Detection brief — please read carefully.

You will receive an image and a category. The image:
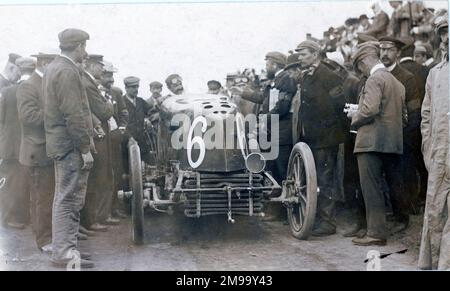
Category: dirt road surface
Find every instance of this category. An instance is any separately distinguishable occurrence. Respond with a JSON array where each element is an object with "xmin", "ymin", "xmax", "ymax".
[{"xmin": 0, "ymin": 210, "xmax": 422, "ymax": 271}]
